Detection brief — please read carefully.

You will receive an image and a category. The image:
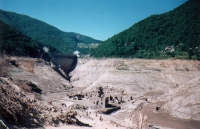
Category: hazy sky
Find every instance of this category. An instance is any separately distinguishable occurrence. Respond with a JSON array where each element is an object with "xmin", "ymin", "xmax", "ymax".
[{"xmin": 0, "ymin": 0, "xmax": 187, "ymax": 41}]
